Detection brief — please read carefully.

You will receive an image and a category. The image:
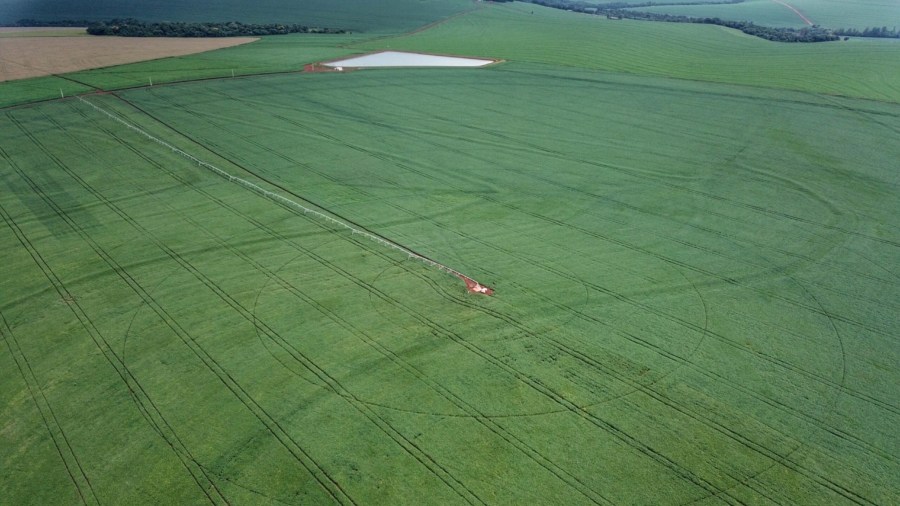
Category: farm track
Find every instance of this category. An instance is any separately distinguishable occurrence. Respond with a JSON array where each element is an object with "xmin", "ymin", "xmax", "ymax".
[
  {"xmin": 95, "ymin": 93, "xmax": 888, "ymax": 500},
  {"xmin": 769, "ymin": 0, "xmax": 814, "ymax": 25}
]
